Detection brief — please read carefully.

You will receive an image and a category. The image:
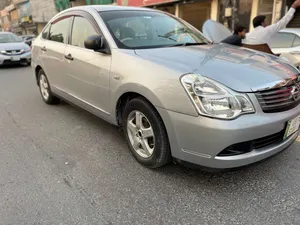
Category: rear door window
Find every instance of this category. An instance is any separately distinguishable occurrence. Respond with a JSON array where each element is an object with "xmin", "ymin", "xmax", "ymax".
[{"xmin": 49, "ymin": 16, "xmax": 72, "ymax": 44}]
